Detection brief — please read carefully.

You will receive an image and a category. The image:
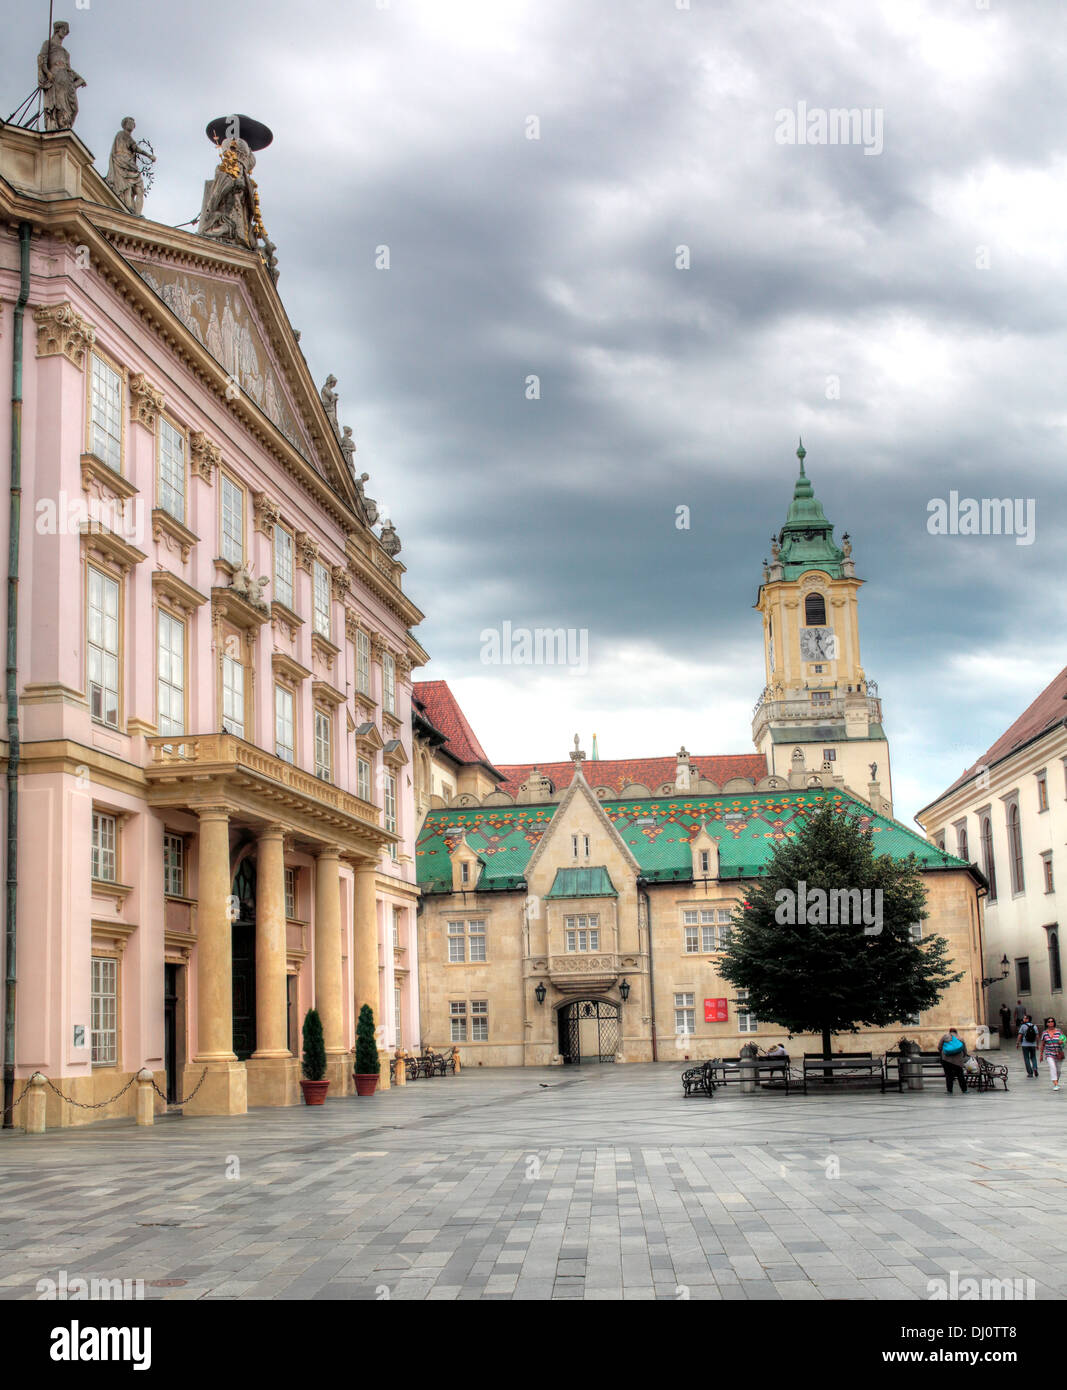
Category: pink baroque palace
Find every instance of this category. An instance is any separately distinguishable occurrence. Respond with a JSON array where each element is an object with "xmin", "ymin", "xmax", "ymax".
[{"xmin": 0, "ymin": 101, "xmax": 427, "ymax": 1126}]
